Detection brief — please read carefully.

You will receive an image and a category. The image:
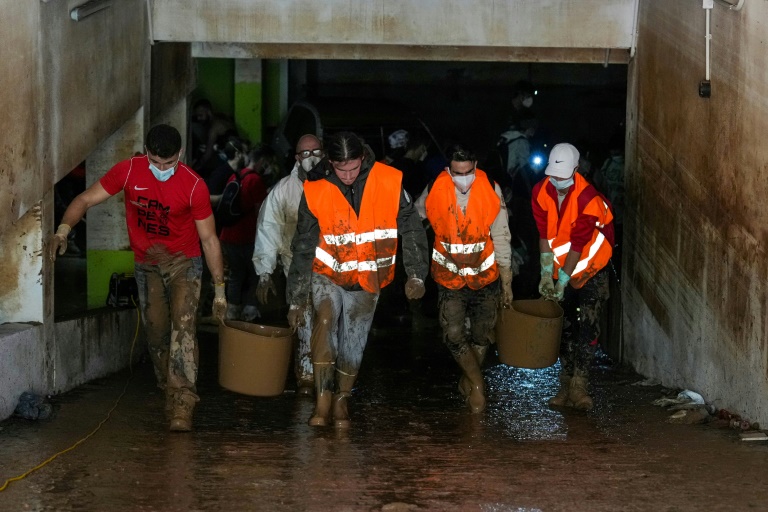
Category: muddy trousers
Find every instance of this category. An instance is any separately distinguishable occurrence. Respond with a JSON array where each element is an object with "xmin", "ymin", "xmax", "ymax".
[
  {"xmin": 559, "ymin": 268, "xmax": 610, "ymax": 377},
  {"xmin": 295, "ymin": 306, "xmax": 314, "ymax": 384},
  {"xmin": 134, "ymin": 257, "xmax": 202, "ymax": 400},
  {"xmin": 437, "ymin": 279, "xmax": 500, "ymax": 359},
  {"xmin": 310, "ymin": 274, "xmax": 379, "ymax": 386}
]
